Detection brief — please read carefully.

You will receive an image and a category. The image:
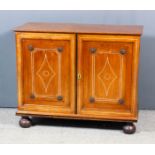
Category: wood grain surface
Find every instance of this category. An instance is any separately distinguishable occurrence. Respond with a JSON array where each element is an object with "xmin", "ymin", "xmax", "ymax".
[{"xmin": 14, "ymin": 22, "xmax": 143, "ymax": 35}]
